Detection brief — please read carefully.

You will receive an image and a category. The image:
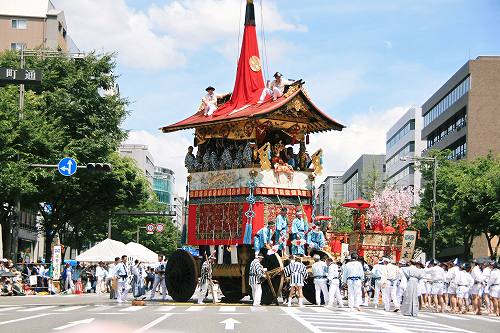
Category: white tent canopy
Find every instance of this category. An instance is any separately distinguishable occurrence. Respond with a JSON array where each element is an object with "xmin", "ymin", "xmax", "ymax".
[
  {"xmin": 126, "ymin": 242, "xmax": 158, "ymax": 263},
  {"xmin": 76, "ymin": 238, "xmax": 133, "ymax": 263}
]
